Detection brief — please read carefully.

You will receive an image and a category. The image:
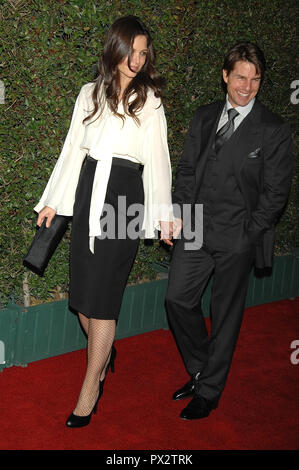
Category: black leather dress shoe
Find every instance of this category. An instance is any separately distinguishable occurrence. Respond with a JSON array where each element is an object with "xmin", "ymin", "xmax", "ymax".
[
  {"xmin": 180, "ymin": 395, "xmax": 217, "ymax": 420},
  {"xmin": 172, "ymin": 379, "xmax": 195, "ymax": 400},
  {"xmin": 172, "ymin": 371, "xmax": 202, "ymax": 401}
]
